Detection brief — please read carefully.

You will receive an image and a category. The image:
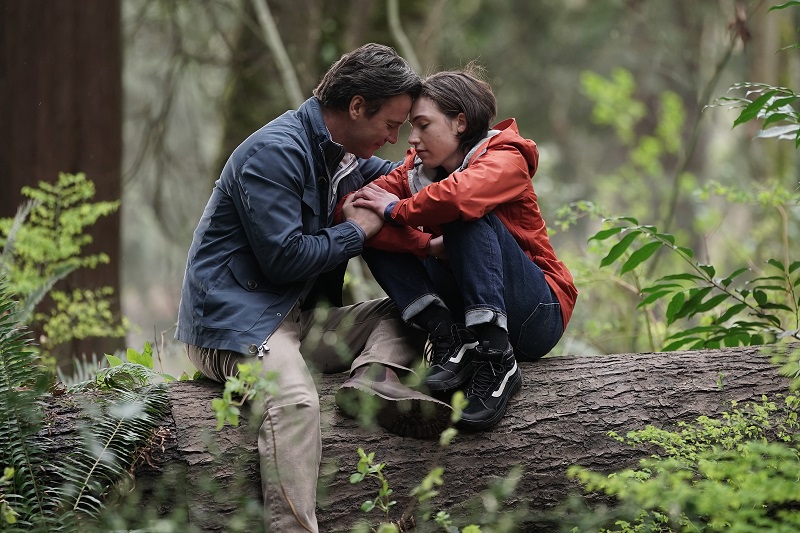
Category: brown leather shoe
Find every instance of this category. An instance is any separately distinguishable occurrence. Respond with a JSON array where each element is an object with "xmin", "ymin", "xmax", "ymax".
[{"xmin": 335, "ymin": 363, "xmax": 452, "ymax": 440}]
